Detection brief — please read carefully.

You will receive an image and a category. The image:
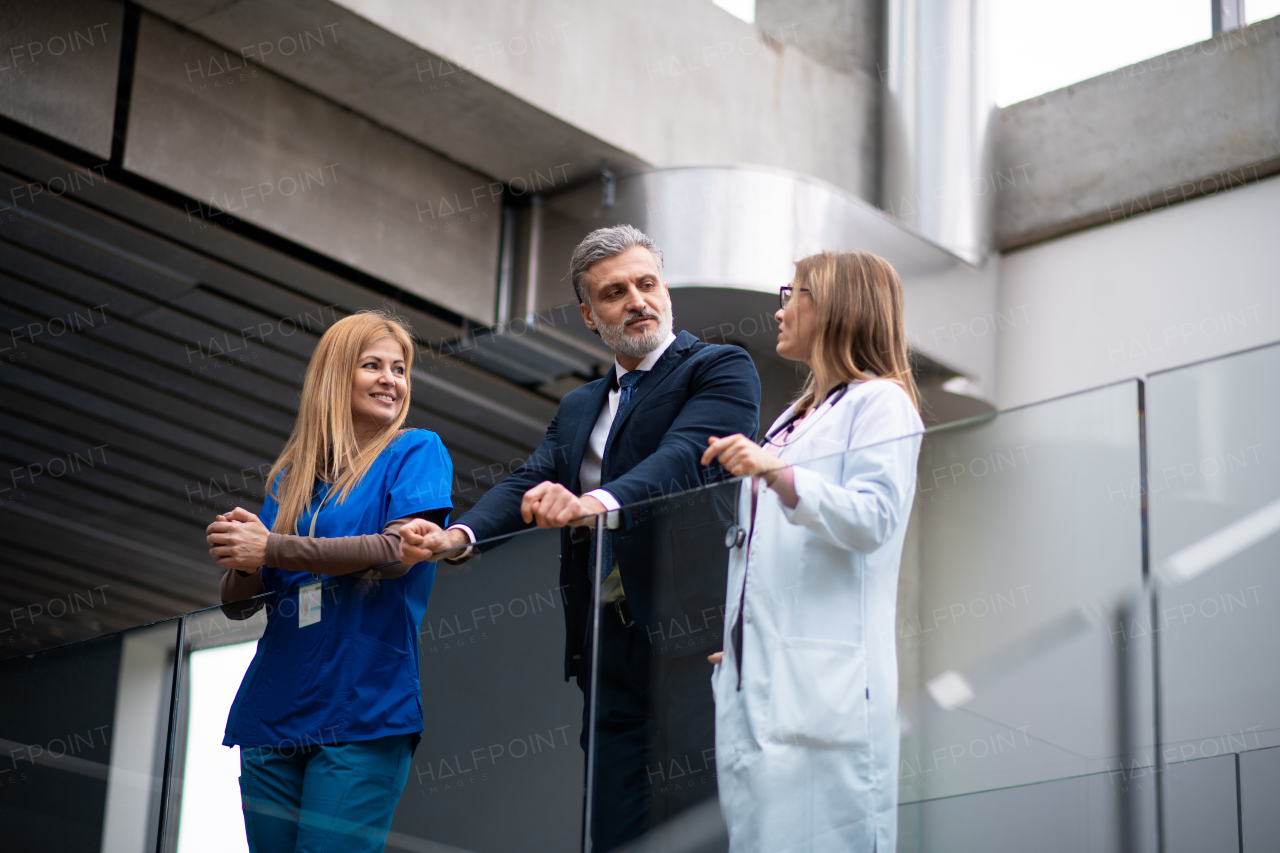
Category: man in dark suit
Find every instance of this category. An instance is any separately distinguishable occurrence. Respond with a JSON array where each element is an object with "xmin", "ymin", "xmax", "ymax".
[{"xmin": 401, "ymin": 224, "xmax": 760, "ymax": 851}]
